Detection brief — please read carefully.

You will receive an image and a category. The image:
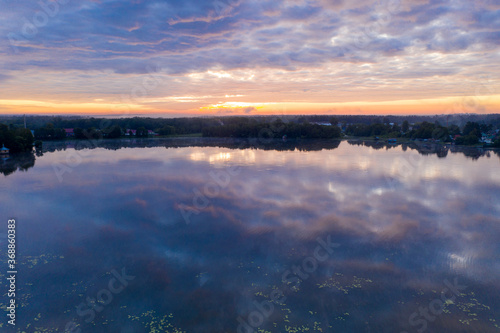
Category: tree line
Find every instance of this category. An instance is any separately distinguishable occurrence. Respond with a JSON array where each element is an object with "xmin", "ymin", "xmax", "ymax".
[
  {"xmin": 0, "ymin": 124, "xmax": 34, "ymax": 153},
  {"xmin": 345, "ymin": 120, "xmax": 498, "ymax": 146},
  {"xmin": 1, "ymin": 115, "xmax": 499, "ymax": 149},
  {"xmin": 202, "ymin": 118, "xmax": 342, "ymax": 139}
]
